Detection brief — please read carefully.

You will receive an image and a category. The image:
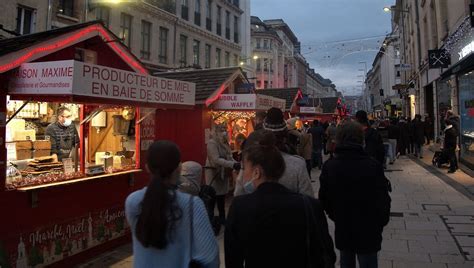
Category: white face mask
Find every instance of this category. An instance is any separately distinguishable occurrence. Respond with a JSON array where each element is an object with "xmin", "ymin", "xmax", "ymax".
[{"xmin": 62, "ymin": 118, "xmax": 72, "ymax": 127}]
